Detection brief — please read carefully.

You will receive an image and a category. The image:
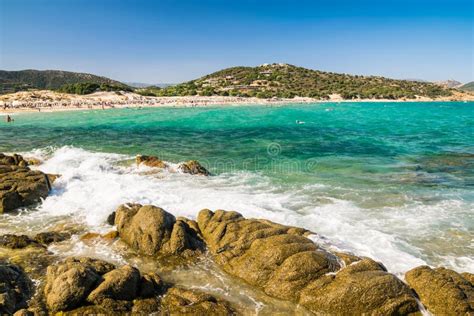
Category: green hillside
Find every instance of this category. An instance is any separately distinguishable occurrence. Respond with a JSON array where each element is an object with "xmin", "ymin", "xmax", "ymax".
[
  {"xmin": 0, "ymin": 69, "xmax": 130, "ymax": 94},
  {"xmin": 458, "ymin": 81, "xmax": 474, "ymax": 92},
  {"xmin": 152, "ymin": 63, "xmax": 452, "ymax": 99}
]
